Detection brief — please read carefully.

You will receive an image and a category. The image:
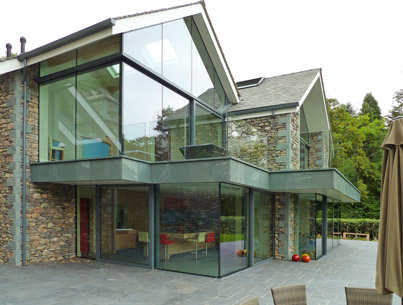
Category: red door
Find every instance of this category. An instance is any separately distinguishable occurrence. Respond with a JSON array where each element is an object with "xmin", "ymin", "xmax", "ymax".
[{"xmin": 80, "ymin": 199, "xmax": 90, "ymax": 254}]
